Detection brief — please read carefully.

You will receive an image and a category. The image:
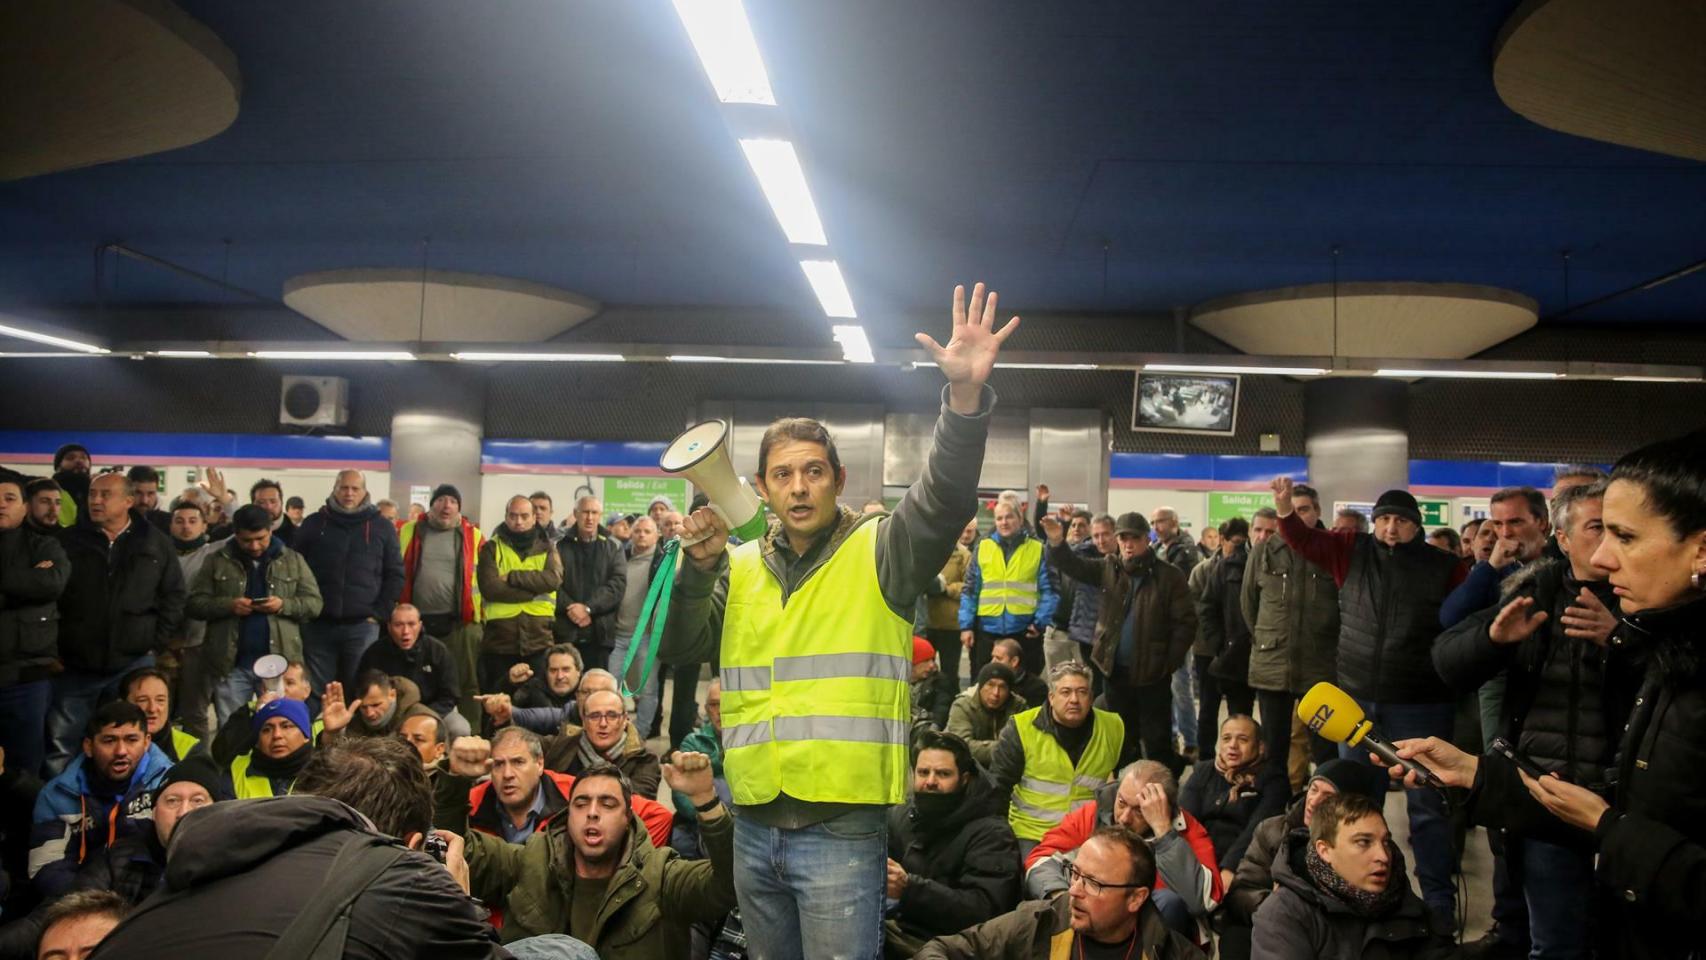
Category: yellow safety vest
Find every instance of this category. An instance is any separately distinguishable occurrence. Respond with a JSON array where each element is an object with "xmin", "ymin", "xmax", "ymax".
[
  {"xmin": 976, "ymin": 537, "xmax": 1043, "ymax": 618},
  {"xmin": 229, "ymin": 752, "xmax": 281, "ymax": 799},
  {"xmin": 720, "ymin": 517, "xmax": 912, "ymax": 806},
  {"xmin": 170, "ymin": 727, "xmax": 200, "ymax": 760},
  {"xmin": 483, "ymin": 539, "xmax": 555, "ymax": 621},
  {"xmin": 1007, "ymin": 705, "xmax": 1124, "ymax": 840}
]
